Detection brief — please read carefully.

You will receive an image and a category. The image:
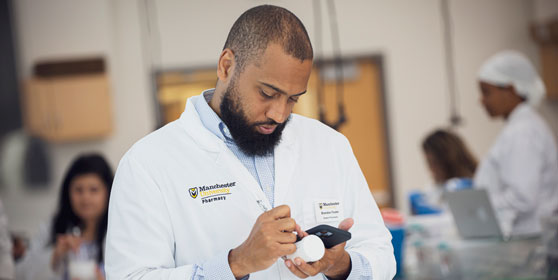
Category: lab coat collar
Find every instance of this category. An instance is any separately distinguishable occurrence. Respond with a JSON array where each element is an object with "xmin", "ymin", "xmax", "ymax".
[
  {"xmin": 195, "ymin": 89, "xmax": 228, "ymax": 142},
  {"xmin": 178, "ymin": 95, "xmax": 223, "ymax": 154},
  {"xmin": 507, "ymin": 102, "xmax": 530, "ymax": 124}
]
